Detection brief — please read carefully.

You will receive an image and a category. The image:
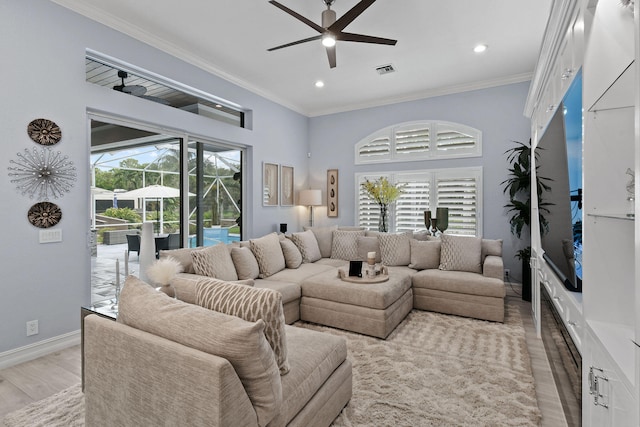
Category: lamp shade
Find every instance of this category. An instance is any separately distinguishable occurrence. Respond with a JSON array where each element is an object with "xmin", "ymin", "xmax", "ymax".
[{"xmin": 299, "ymin": 189, "xmax": 322, "ymax": 206}]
